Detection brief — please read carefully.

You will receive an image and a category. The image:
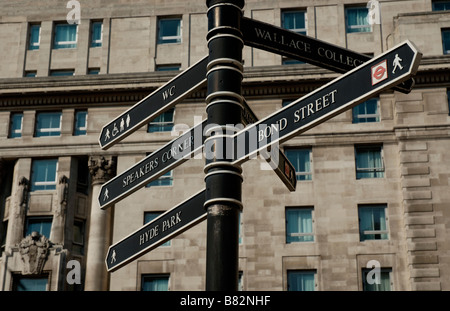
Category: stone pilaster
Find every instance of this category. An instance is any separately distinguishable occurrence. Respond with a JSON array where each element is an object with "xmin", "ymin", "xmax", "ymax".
[{"xmin": 85, "ymin": 156, "xmax": 116, "ymax": 291}]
